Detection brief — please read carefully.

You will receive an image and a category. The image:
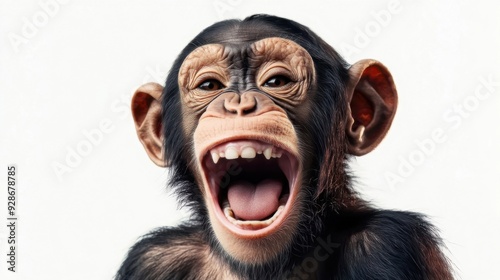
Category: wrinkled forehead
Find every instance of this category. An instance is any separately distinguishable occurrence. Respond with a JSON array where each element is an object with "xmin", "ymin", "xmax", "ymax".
[{"xmin": 179, "ymin": 37, "xmax": 313, "ymax": 72}]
